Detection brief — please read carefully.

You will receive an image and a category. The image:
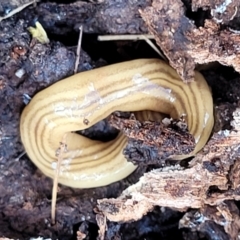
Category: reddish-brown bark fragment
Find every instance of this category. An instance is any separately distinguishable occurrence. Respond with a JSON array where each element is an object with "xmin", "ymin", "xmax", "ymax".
[
  {"xmin": 140, "ymin": 0, "xmax": 240, "ymax": 82},
  {"xmin": 140, "ymin": 0, "xmax": 196, "ymax": 82},
  {"xmin": 109, "ymin": 113, "xmax": 195, "ymax": 165},
  {"xmin": 192, "ymin": 0, "xmax": 240, "ymax": 24},
  {"xmin": 230, "ymin": 158, "xmax": 240, "ymax": 190},
  {"xmin": 186, "ymin": 20, "xmax": 240, "ymax": 74}
]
